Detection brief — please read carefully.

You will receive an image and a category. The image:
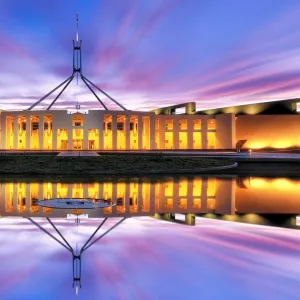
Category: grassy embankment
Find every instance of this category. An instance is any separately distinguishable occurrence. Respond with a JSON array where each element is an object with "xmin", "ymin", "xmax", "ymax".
[{"xmin": 0, "ymin": 155, "xmax": 233, "ymax": 175}]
